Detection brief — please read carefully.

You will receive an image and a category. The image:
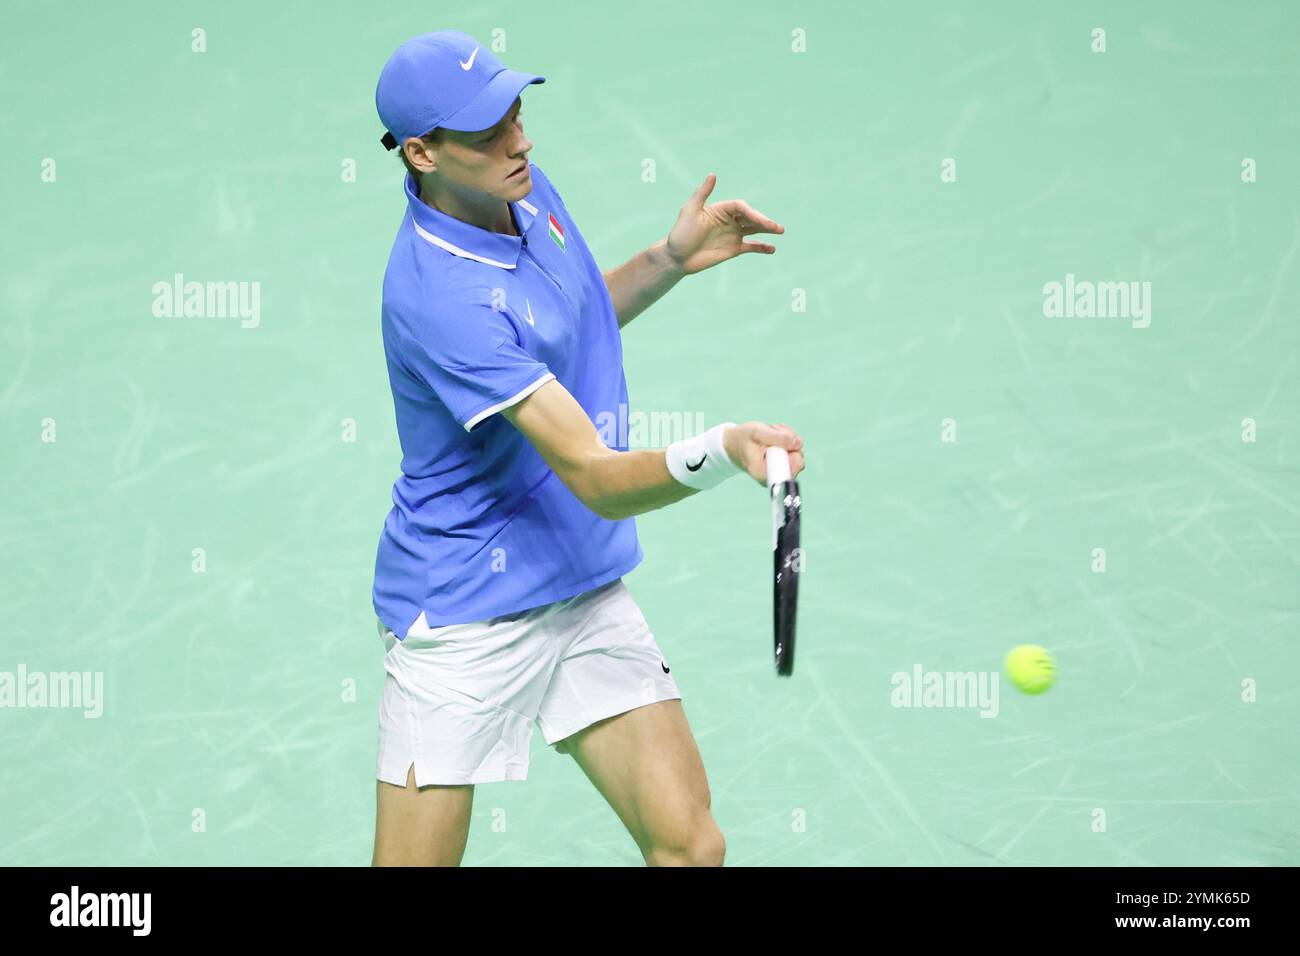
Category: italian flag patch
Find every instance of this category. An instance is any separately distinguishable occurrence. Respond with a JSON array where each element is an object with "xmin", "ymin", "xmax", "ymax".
[{"xmin": 547, "ymin": 213, "xmax": 565, "ymax": 251}]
